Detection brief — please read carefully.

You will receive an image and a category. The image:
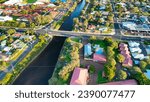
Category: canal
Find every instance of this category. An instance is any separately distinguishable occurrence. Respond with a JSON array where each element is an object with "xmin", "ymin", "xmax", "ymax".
[
  {"xmin": 13, "ymin": 0, "xmax": 86, "ymax": 85},
  {"xmin": 59, "ymin": 0, "xmax": 86, "ymax": 31}
]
